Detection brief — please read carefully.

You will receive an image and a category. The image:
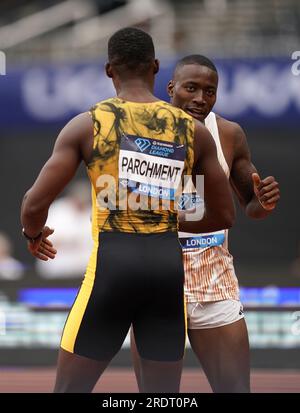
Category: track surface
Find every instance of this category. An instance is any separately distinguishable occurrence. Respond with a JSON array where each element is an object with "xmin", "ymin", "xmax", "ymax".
[{"xmin": 0, "ymin": 368, "xmax": 299, "ymax": 393}]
